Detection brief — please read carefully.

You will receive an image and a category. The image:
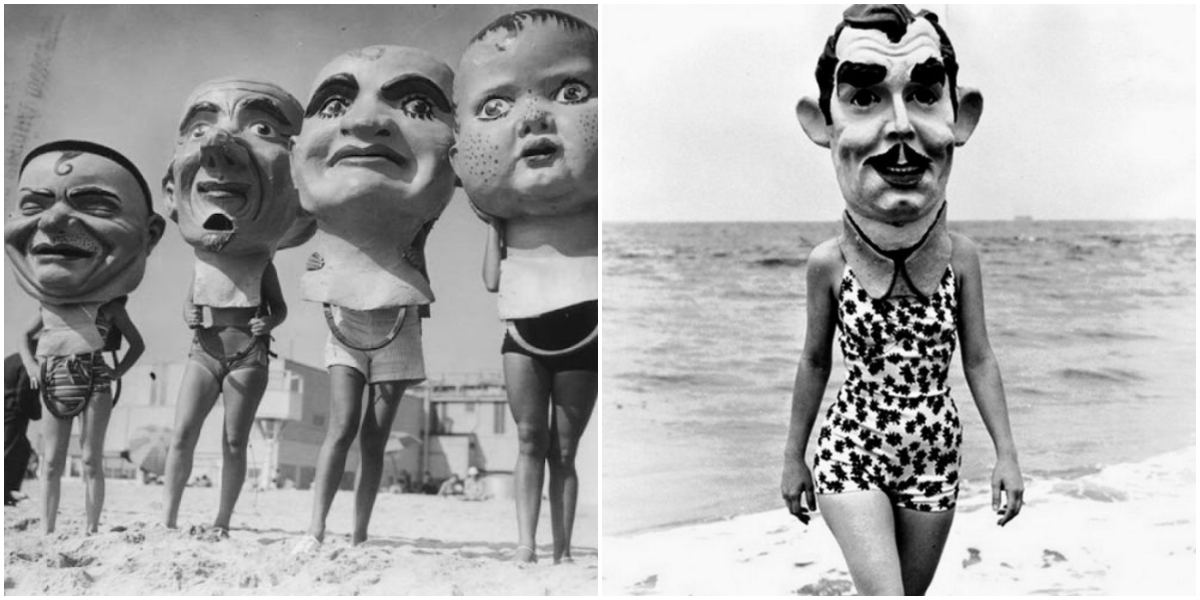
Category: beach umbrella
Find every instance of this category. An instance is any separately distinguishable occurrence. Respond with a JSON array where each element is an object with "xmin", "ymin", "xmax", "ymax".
[{"xmin": 127, "ymin": 425, "xmax": 172, "ymax": 476}]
